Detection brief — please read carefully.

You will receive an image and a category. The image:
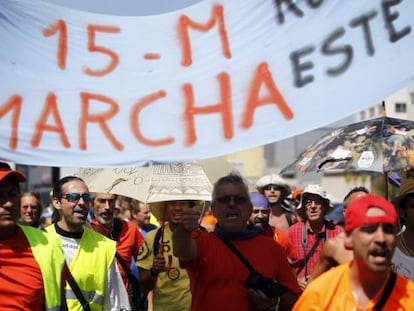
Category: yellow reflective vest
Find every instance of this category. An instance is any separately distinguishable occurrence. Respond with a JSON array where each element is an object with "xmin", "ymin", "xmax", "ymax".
[
  {"xmin": 46, "ymin": 225, "xmax": 116, "ymax": 311},
  {"xmin": 20, "ymin": 224, "xmax": 65, "ymax": 311}
]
